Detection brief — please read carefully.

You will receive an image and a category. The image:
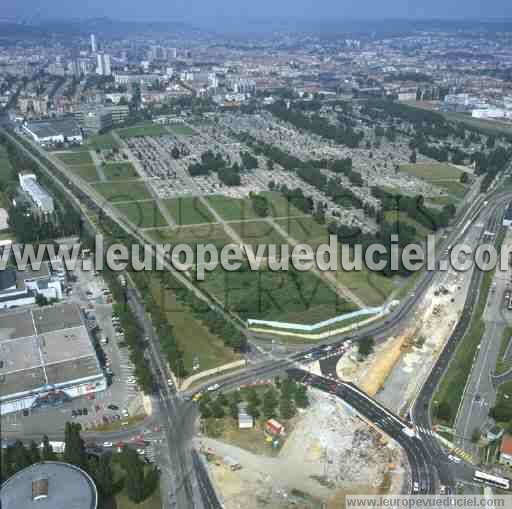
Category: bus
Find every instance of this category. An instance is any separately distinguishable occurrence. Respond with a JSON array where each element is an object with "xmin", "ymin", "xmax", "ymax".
[{"xmin": 473, "ymin": 470, "xmax": 510, "ymax": 490}]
